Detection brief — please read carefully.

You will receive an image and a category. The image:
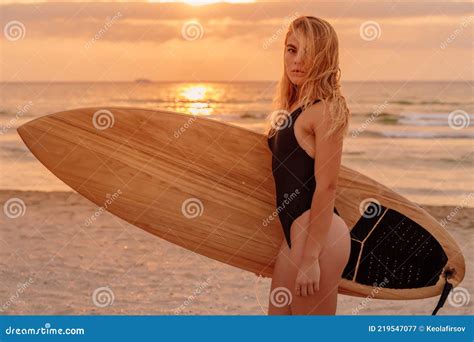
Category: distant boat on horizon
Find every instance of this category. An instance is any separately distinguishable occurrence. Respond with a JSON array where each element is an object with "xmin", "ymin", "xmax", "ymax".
[{"xmin": 134, "ymin": 78, "xmax": 152, "ymax": 83}]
